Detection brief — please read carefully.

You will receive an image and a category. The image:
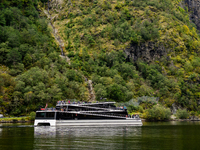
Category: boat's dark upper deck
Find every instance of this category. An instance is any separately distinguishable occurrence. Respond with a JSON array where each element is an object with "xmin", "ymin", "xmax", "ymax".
[{"xmin": 36, "ymin": 101, "xmax": 129, "ymax": 119}]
